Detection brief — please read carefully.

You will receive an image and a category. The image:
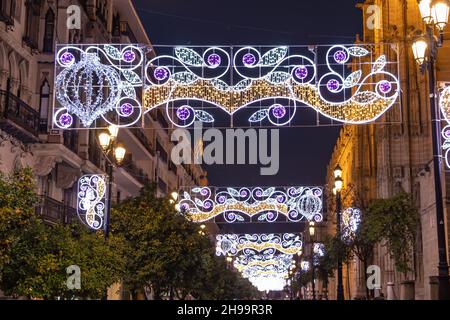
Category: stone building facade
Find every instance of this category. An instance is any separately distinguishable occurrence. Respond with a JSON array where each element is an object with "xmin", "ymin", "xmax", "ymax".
[
  {"xmin": 0, "ymin": 0, "xmax": 207, "ymax": 299},
  {"xmin": 325, "ymin": 0, "xmax": 450, "ymax": 300}
]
